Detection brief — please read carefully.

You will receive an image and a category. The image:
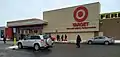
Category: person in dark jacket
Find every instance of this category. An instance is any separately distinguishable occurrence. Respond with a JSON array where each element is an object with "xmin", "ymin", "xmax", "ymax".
[
  {"xmin": 20, "ymin": 34, "xmax": 23, "ymax": 40},
  {"xmin": 76, "ymin": 35, "xmax": 82, "ymax": 48},
  {"xmin": 57, "ymin": 35, "xmax": 60, "ymax": 41},
  {"xmin": 61, "ymin": 35, "xmax": 64, "ymax": 41},
  {"xmin": 21, "ymin": 34, "xmax": 25, "ymax": 40},
  {"xmin": 64, "ymin": 34, "xmax": 67, "ymax": 41},
  {"xmin": 3, "ymin": 37, "xmax": 6, "ymax": 44}
]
